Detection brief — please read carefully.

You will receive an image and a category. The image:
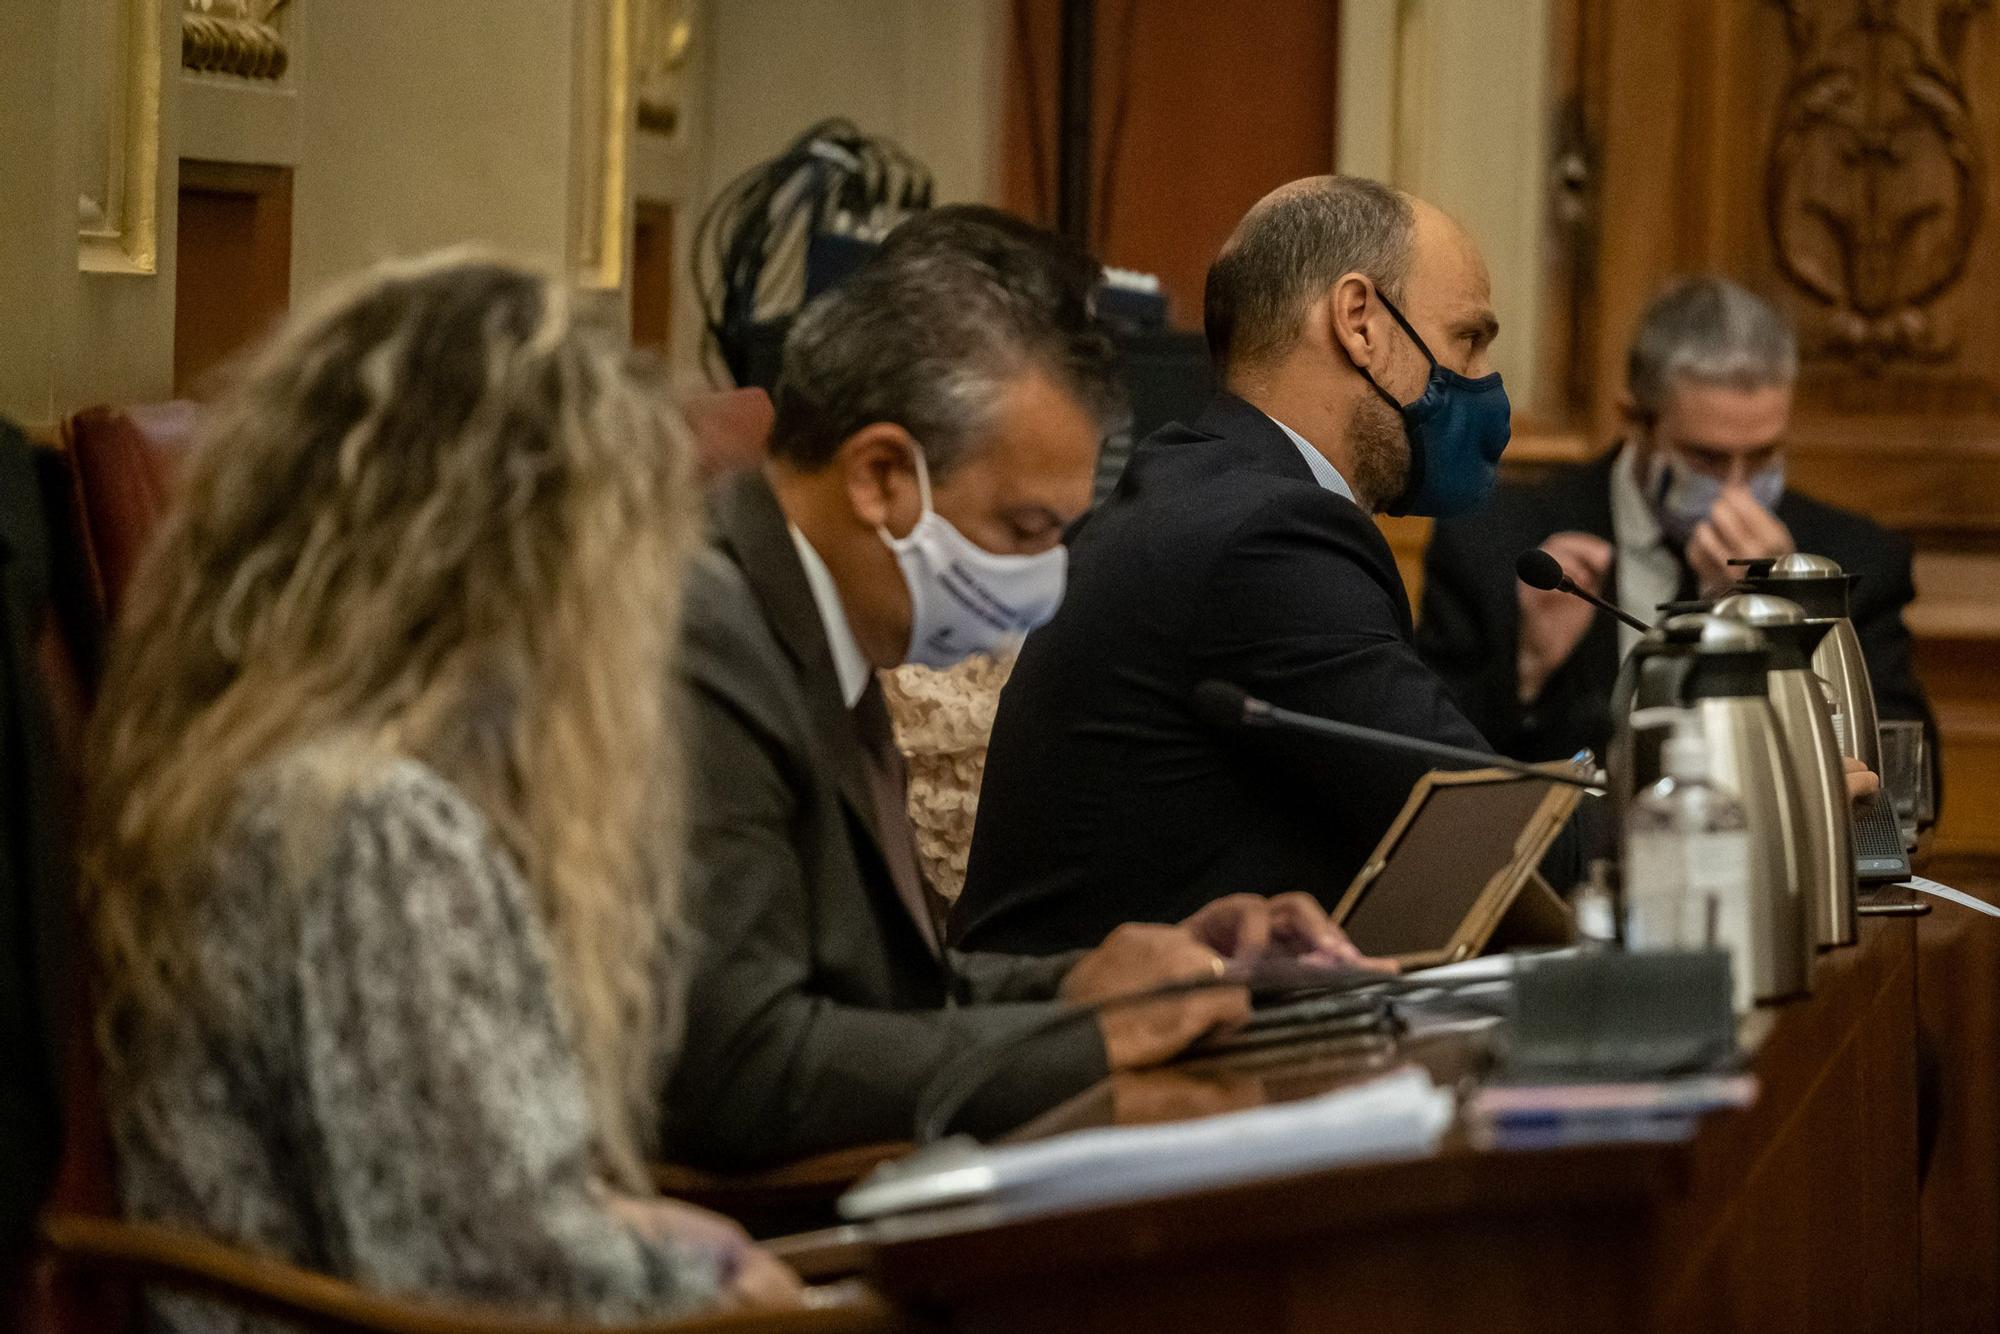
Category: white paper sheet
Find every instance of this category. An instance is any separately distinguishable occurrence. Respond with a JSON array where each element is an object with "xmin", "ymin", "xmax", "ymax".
[
  {"xmin": 840, "ymin": 1066, "xmax": 1453, "ymax": 1221},
  {"xmin": 1902, "ymin": 876, "xmax": 2000, "ymax": 918}
]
